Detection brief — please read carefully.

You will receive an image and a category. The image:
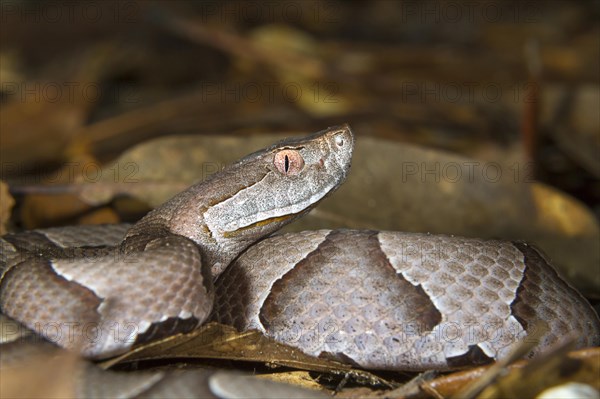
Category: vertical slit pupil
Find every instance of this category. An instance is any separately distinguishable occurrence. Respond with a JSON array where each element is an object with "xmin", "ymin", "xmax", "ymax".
[{"xmin": 284, "ymin": 155, "xmax": 289, "ymax": 173}]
